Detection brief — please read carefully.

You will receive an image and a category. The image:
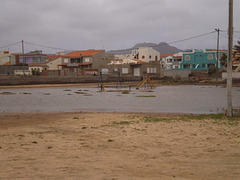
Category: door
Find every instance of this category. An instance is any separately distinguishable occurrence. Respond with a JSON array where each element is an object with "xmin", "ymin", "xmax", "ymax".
[{"xmin": 134, "ymin": 68, "xmax": 140, "ymax": 76}]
